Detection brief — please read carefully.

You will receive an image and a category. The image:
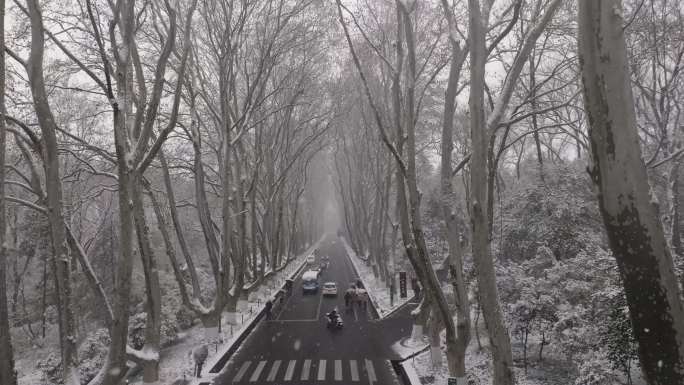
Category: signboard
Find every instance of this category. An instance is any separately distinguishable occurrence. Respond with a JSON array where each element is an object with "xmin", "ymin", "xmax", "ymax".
[{"xmin": 399, "ymin": 271, "xmax": 407, "ymax": 298}]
